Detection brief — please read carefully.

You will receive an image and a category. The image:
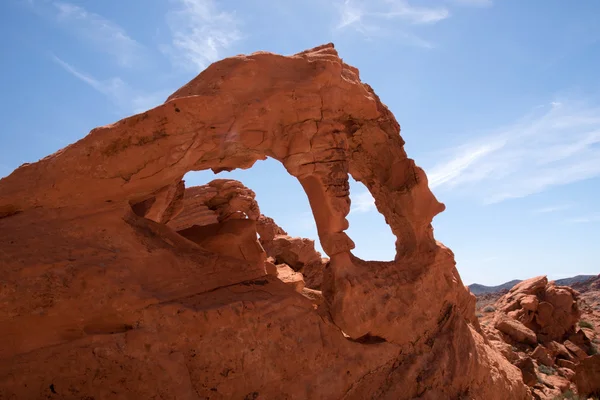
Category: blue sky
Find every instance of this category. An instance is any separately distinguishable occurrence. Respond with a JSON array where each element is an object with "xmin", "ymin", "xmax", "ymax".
[{"xmin": 1, "ymin": 0, "xmax": 599, "ymax": 285}]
